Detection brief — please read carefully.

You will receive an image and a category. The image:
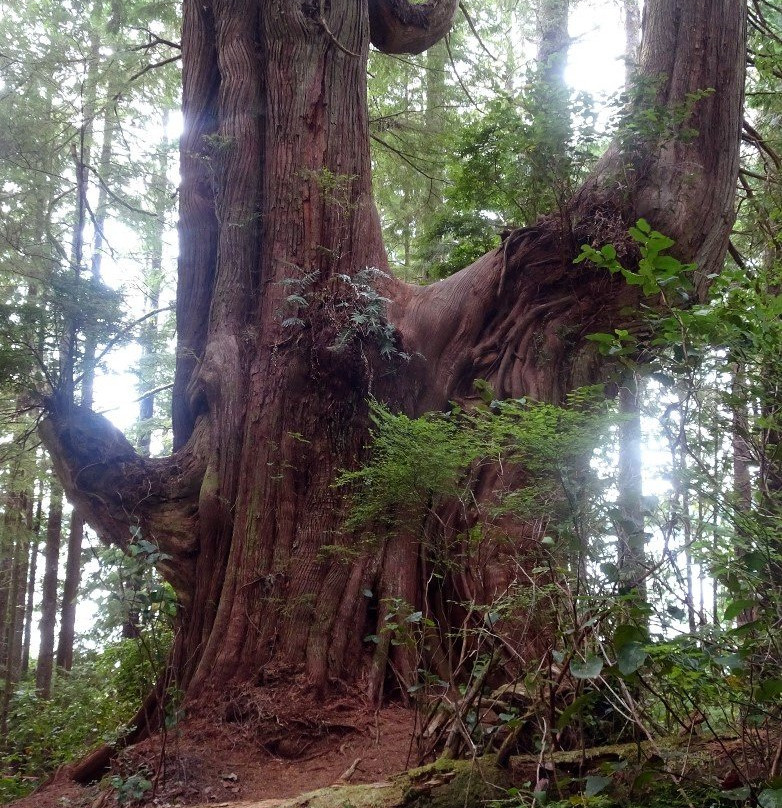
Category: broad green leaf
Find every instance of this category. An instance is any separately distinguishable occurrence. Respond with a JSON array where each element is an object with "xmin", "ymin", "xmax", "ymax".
[
  {"xmin": 636, "ymin": 218, "xmax": 652, "ymax": 234},
  {"xmin": 757, "ymin": 679, "xmax": 782, "ymax": 701},
  {"xmin": 614, "ymin": 624, "xmax": 648, "ymax": 647},
  {"xmin": 557, "ymin": 691, "xmax": 598, "ymax": 730},
  {"xmin": 585, "ymin": 775, "xmax": 612, "ymax": 797},
  {"xmin": 722, "ymin": 787, "xmax": 751, "ymax": 802},
  {"xmin": 570, "ymin": 657, "xmax": 604, "ymax": 679},
  {"xmin": 617, "ymin": 641, "xmax": 647, "ymax": 676},
  {"xmin": 647, "ymin": 234, "xmax": 675, "ymax": 251},
  {"xmin": 653, "ymin": 255, "xmax": 682, "ymax": 272},
  {"xmin": 585, "ymin": 332, "xmax": 616, "ymax": 344},
  {"xmin": 724, "ymin": 599, "xmax": 756, "ymax": 621},
  {"xmin": 759, "ymin": 789, "xmax": 782, "ymax": 808},
  {"xmin": 714, "ymin": 653, "xmax": 744, "ymax": 671},
  {"xmin": 743, "ymin": 550, "xmax": 767, "ymax": 572},
  {"xmin": 601, "ymin": 562, "xmax": 620, "ymax": 582}
]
